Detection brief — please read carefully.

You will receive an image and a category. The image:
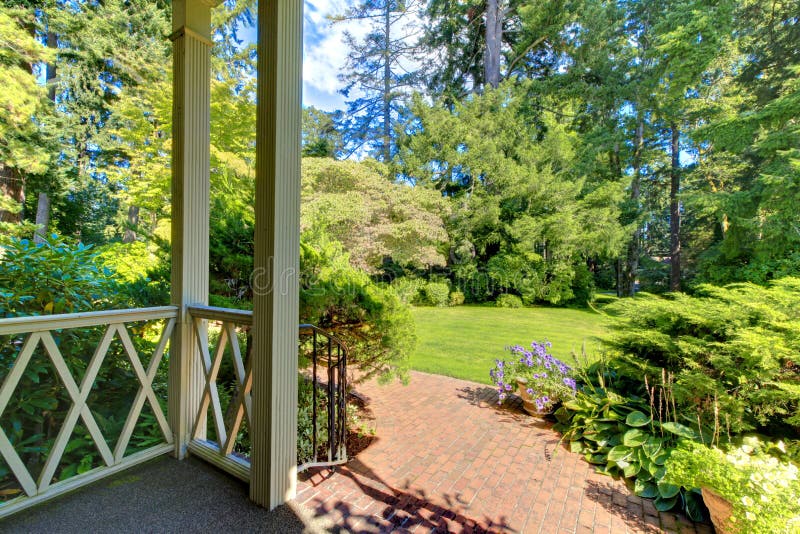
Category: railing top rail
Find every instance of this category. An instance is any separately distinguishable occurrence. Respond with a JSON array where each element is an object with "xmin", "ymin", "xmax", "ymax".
[
  {"xmin": 299, "ymin": 324, "xmax": 348, "ymax": 354},
  {"xmin": 0, "ymin": 306, "xmax": 179, "ymax": 336},
  {"xmin": 187, "ymin": 305, "xmax": 253, "ymax": 325}
]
